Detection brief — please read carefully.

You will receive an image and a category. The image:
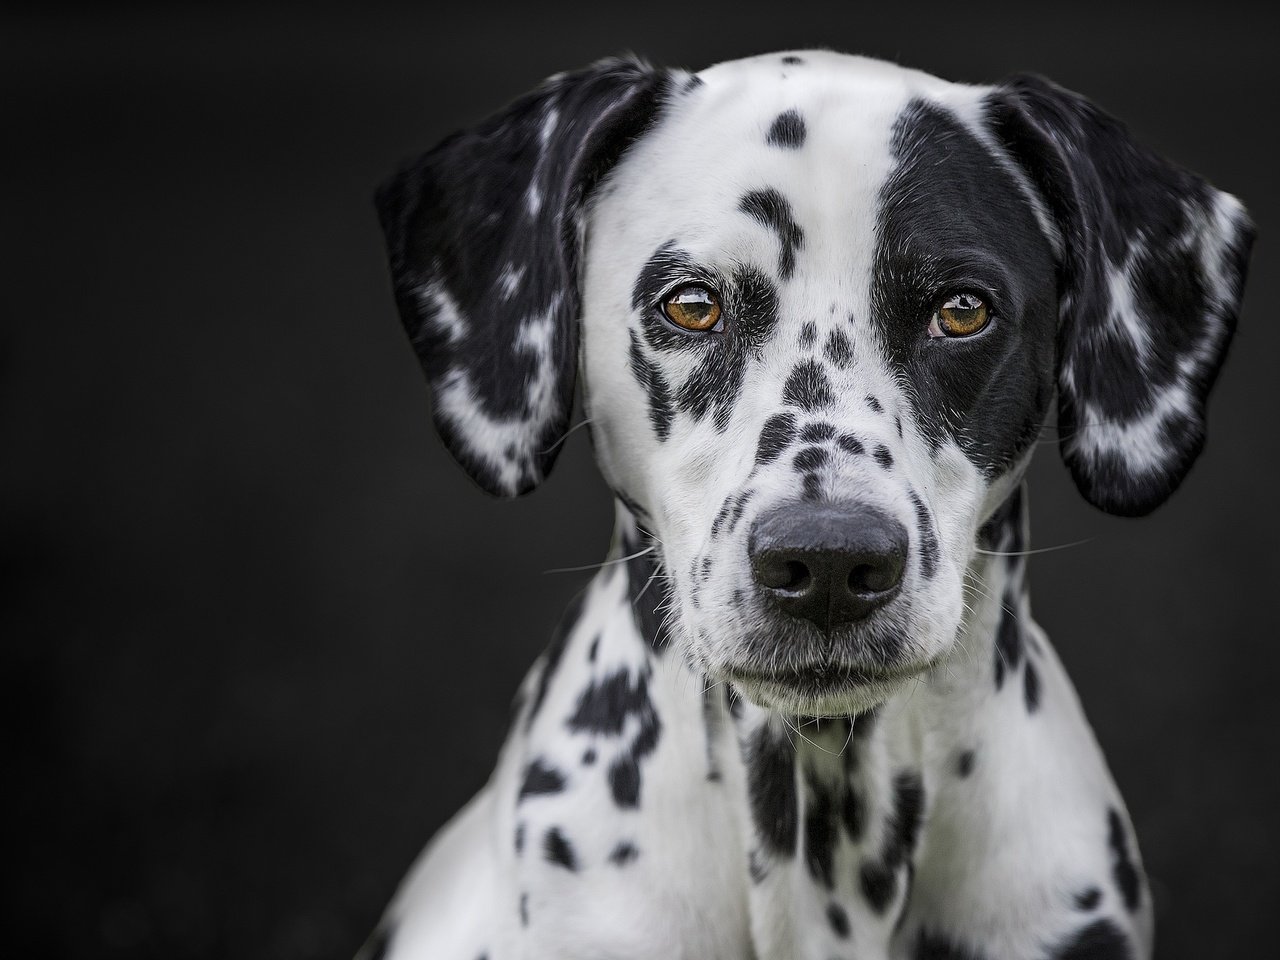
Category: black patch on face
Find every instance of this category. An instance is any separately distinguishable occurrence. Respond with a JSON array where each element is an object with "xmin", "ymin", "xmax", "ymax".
[
  {"xmin": 800, "ymin": 421, "xmax": 834, "ymax": 442},
  {"xmin": 955, "ymin": 749, "xmax": 975, "ymax": 778},
  {"xmin": 1023, "ymin": 659, "xmax": 1041, "ymax": 712},
  {"xmin": 682, "ymin": 75, "xmax": 704, "ymax": 92},
  {"xmin": 746, "ymin": 724, "xmax": 798, "ymax": 857},
  {"xmin": 1074, "ymin": 886, "xmax": 1102, "ymax": 910},
  {"xmin": 1050, "ymin": 919, "xmax": 1133, "ymax": 960},
  {"xmin": 909, "ymin": 491, "xmax": 939, "ymax": 580},
  {"xmin": 841, "ymin": 783, "xmax": 865, "ymax": 842},
  {"xmin": 838, "ymin": 433, "xmax": 864, "ymax": 457},
  {"xmin": 757, "ymin": 412, "xmax": 798, "ymax": 464},
  {"xmin": 827, "ymin": 901, "xmax": 851, "ymax": 939},
  {"xmin": 872, "ymin": 99, "xmax": 1057, "ymax": 473},
  {"xmin": 867, "ymin": 395, "xmax": 883, "ymax": 413},
  {"xmin": 515, "ymin": 822, "xmax": 525, "ymax": 854},
  {"xmin": 824, "ymin": 329, "xmax": 853, "ymax": 368},
  {"xmin": 740, "ymin": 188, "xmax": 805, "ymax": 280},
  {"xmin": 520, "ymin": 892, "xmax": 529, "ymax": 926},
  {"xmin": 1107, "ymin": 808, "xmax": 1142, "ymax": 912},
  {"xmin": 582, "ymin": 747, "xmax": 596, "ymax": 765},
  {"xmin": 802, "ymin": 473, "xmax": 823, "ymax": 502},
  {"xmin": 519, "ymin": 757, "xmax": 567, "ymax": 801},
  {"xmin": 543, "ymin": 827, "xmax": 578, "ymax": 870},
  {"xmin": 567, "ymin": 664, "xmax": 662, "ymax": 808},
  {"xmin": 798, "ymin": 321, "xmax": 818, "ymax": 348},
  {"xmin": 766, "ymin": 109, "xmax": 807, "ymax": 149},
  {"xmin": 609, "ymin": 840, "xmax": 639, "ymax": 865},
  {"xmin": 793, "ymin": 446, "xmax": 830, "ymax": 473},
  {"xmin": 628, "ymin": 330, "xmax": 674, "ymax": 440},
  {"xmin": 748, "ymin": 848, "xmax": 769, "ymax": 884},
  {"xmin": 914, "ymin": 930, "xmax": 992, "ymax": 960},
  {"xmin": 526, "ymin": 588, "xmax": 587, "ymax": 730},
  {"xmin": 783, "ymin": 360, "xmax": 834, "ymax": 410},
  {"xmin": 873, "ymin": 444, "xmax": 894, "ymax": 469},
  {"xmin": 587, "ymin": 634, "xmax": 599, "ymax": 662},
  {"xmin": 781, "ymin": 55, "xmax": 805, "ymax": 65}
]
